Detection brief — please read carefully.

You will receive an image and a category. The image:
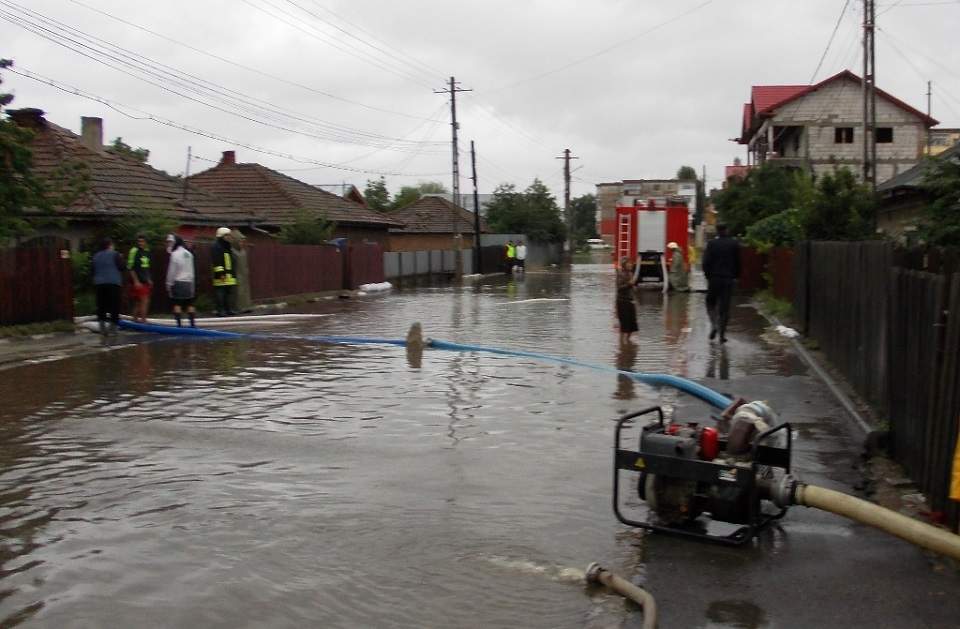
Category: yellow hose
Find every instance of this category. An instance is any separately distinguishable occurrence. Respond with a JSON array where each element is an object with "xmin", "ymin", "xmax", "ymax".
[
  {"xmin": 585, "ymin": 563, "xmax": 657, "ymax": 629},
  {"xmin": 796, "ymin": 484, "xmax": 960, "ymax": 561}
]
